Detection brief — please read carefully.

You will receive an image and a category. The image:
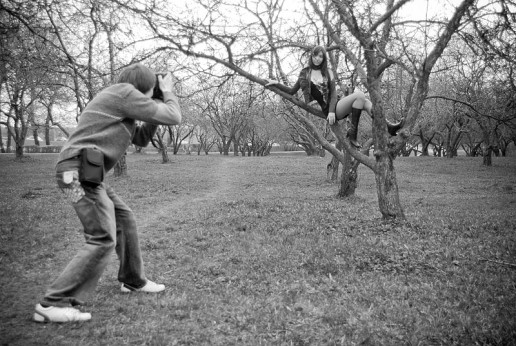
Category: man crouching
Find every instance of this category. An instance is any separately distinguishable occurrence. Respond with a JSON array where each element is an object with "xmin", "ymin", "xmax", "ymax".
[{"xmin": 34, "ymin": 63, "xmax": 181, "ymax": 323}]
